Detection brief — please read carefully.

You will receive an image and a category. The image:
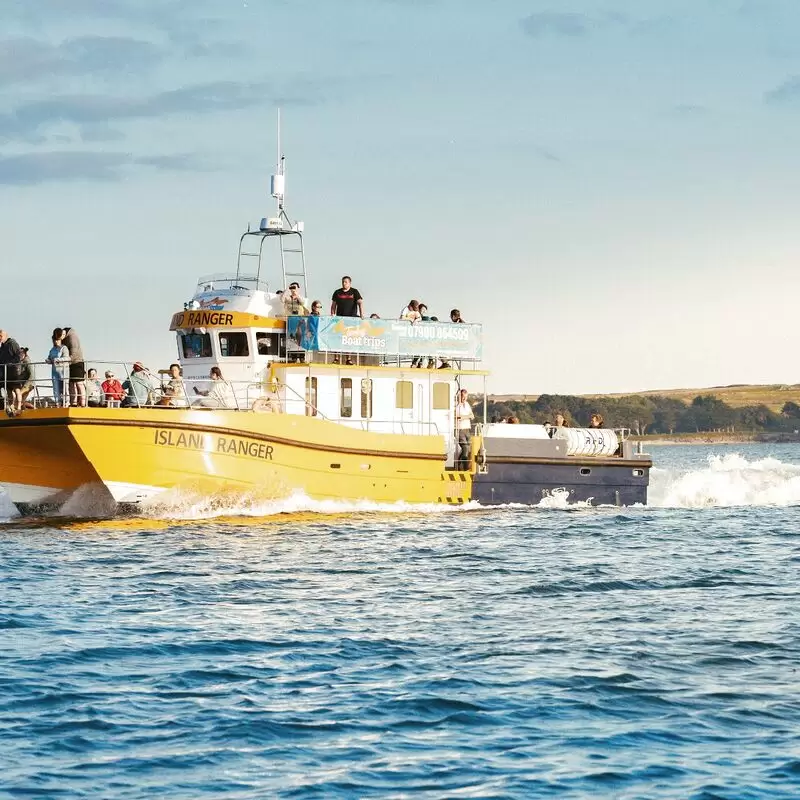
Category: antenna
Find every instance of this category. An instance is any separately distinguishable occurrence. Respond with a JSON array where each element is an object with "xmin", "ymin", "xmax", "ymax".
[{"xmin": 270, "ymin": 108, "xmax": 286, "ymax": 213}]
